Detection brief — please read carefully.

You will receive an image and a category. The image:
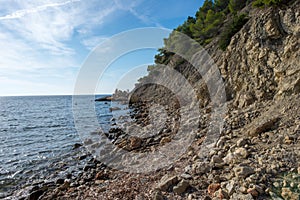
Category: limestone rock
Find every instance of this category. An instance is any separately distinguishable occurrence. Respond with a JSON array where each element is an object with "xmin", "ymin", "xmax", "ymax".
[
  {"xmin": 173, "ymin": 180, "xmax": 190, "ymax": 194},
  {"xmin": 234, "ymin": 166, "xmax": 254, "ymax": 178},
  {"xmin": 208, "ymin": 183, "xmax": 221, "ymax": 196},
  {"xmin": 157, "ymin": 175, "xmax": 179, "ymax": 191}
]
